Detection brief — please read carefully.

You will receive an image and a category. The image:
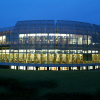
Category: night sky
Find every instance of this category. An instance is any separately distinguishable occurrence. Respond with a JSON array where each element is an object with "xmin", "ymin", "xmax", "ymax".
[{"xmin": 0, "ymin": 0, "xmax": 100, "ymax": 28}]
